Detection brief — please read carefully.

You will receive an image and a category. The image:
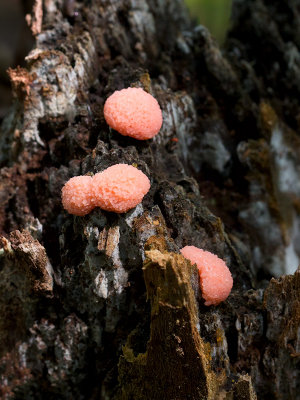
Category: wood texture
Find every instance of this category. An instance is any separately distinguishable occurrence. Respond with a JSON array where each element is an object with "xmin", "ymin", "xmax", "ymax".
[{"xmin": 0, "ymin": 0, "xmax": 299, "ymax": 399}]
